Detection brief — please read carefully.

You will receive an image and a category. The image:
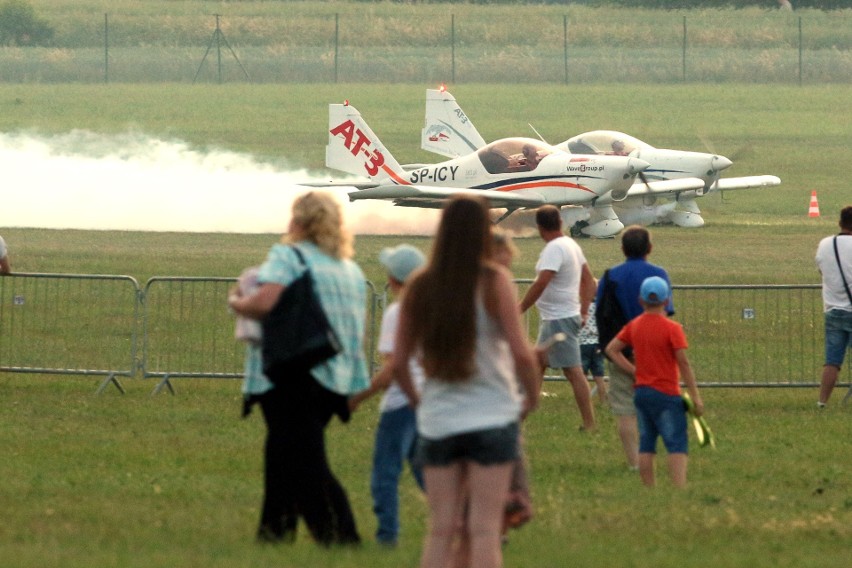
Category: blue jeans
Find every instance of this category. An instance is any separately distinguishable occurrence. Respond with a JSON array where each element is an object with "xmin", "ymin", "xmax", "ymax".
[
  {"xmin": 824, "ymin": 309, "xmax": 852, "ymax": 367},
  {"xmin": 371, "ymin": 405, "xmax": 423, "ymax": 544},
  {"xmin": 635, "ymin": 386, "xmax": 688, "ymax": 454}
]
